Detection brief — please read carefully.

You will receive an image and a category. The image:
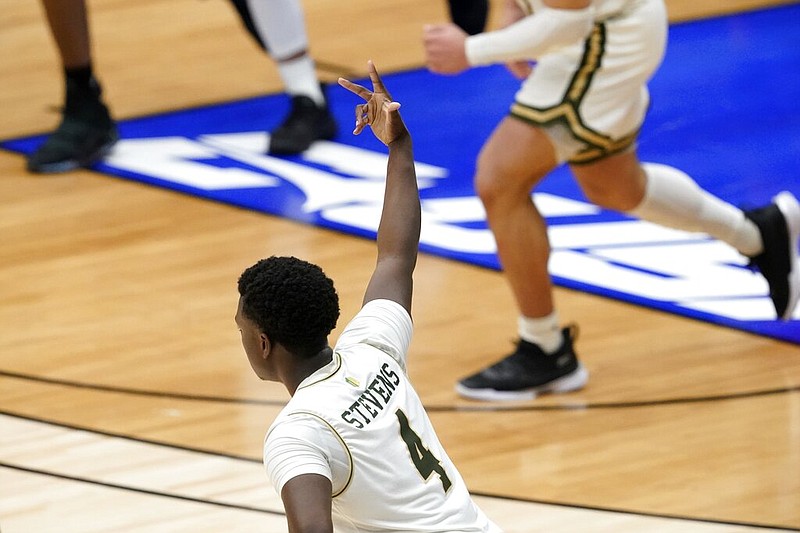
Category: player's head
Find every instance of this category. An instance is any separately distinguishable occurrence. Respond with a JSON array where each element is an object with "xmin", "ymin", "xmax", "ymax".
[{"xmin": 236, "ymin": 256, "xmax": 340, "ymax": 372}]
